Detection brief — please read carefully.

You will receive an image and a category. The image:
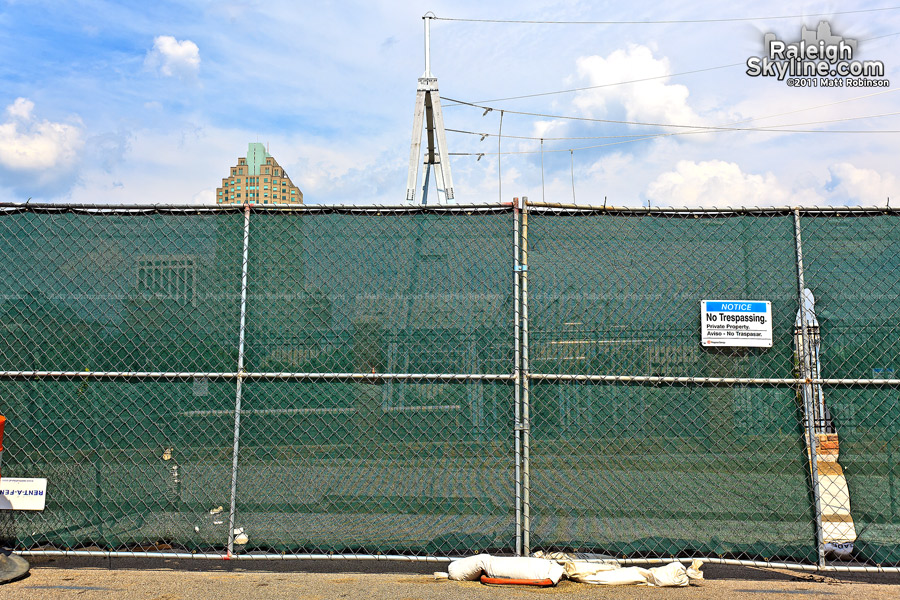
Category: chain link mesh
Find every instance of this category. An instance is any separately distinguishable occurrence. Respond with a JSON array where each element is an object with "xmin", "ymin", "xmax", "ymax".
[
  {"xmin": 0, "ymin": 204, "xmax": 898, "ymax": 569},
  {"xmin": 235, "ymin": 211, "xmax": 516, "ymax": 555},
  {"xmin": 525, "ymin": 210, "xmax": 814, "ymax": 563},
  {"xmin": 797, "ymin": 214, "xmax": 900, "ymax": 565},
  {"xmin": 0, "ymin": 206, "xmax": 517, "ymax": 558}
]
